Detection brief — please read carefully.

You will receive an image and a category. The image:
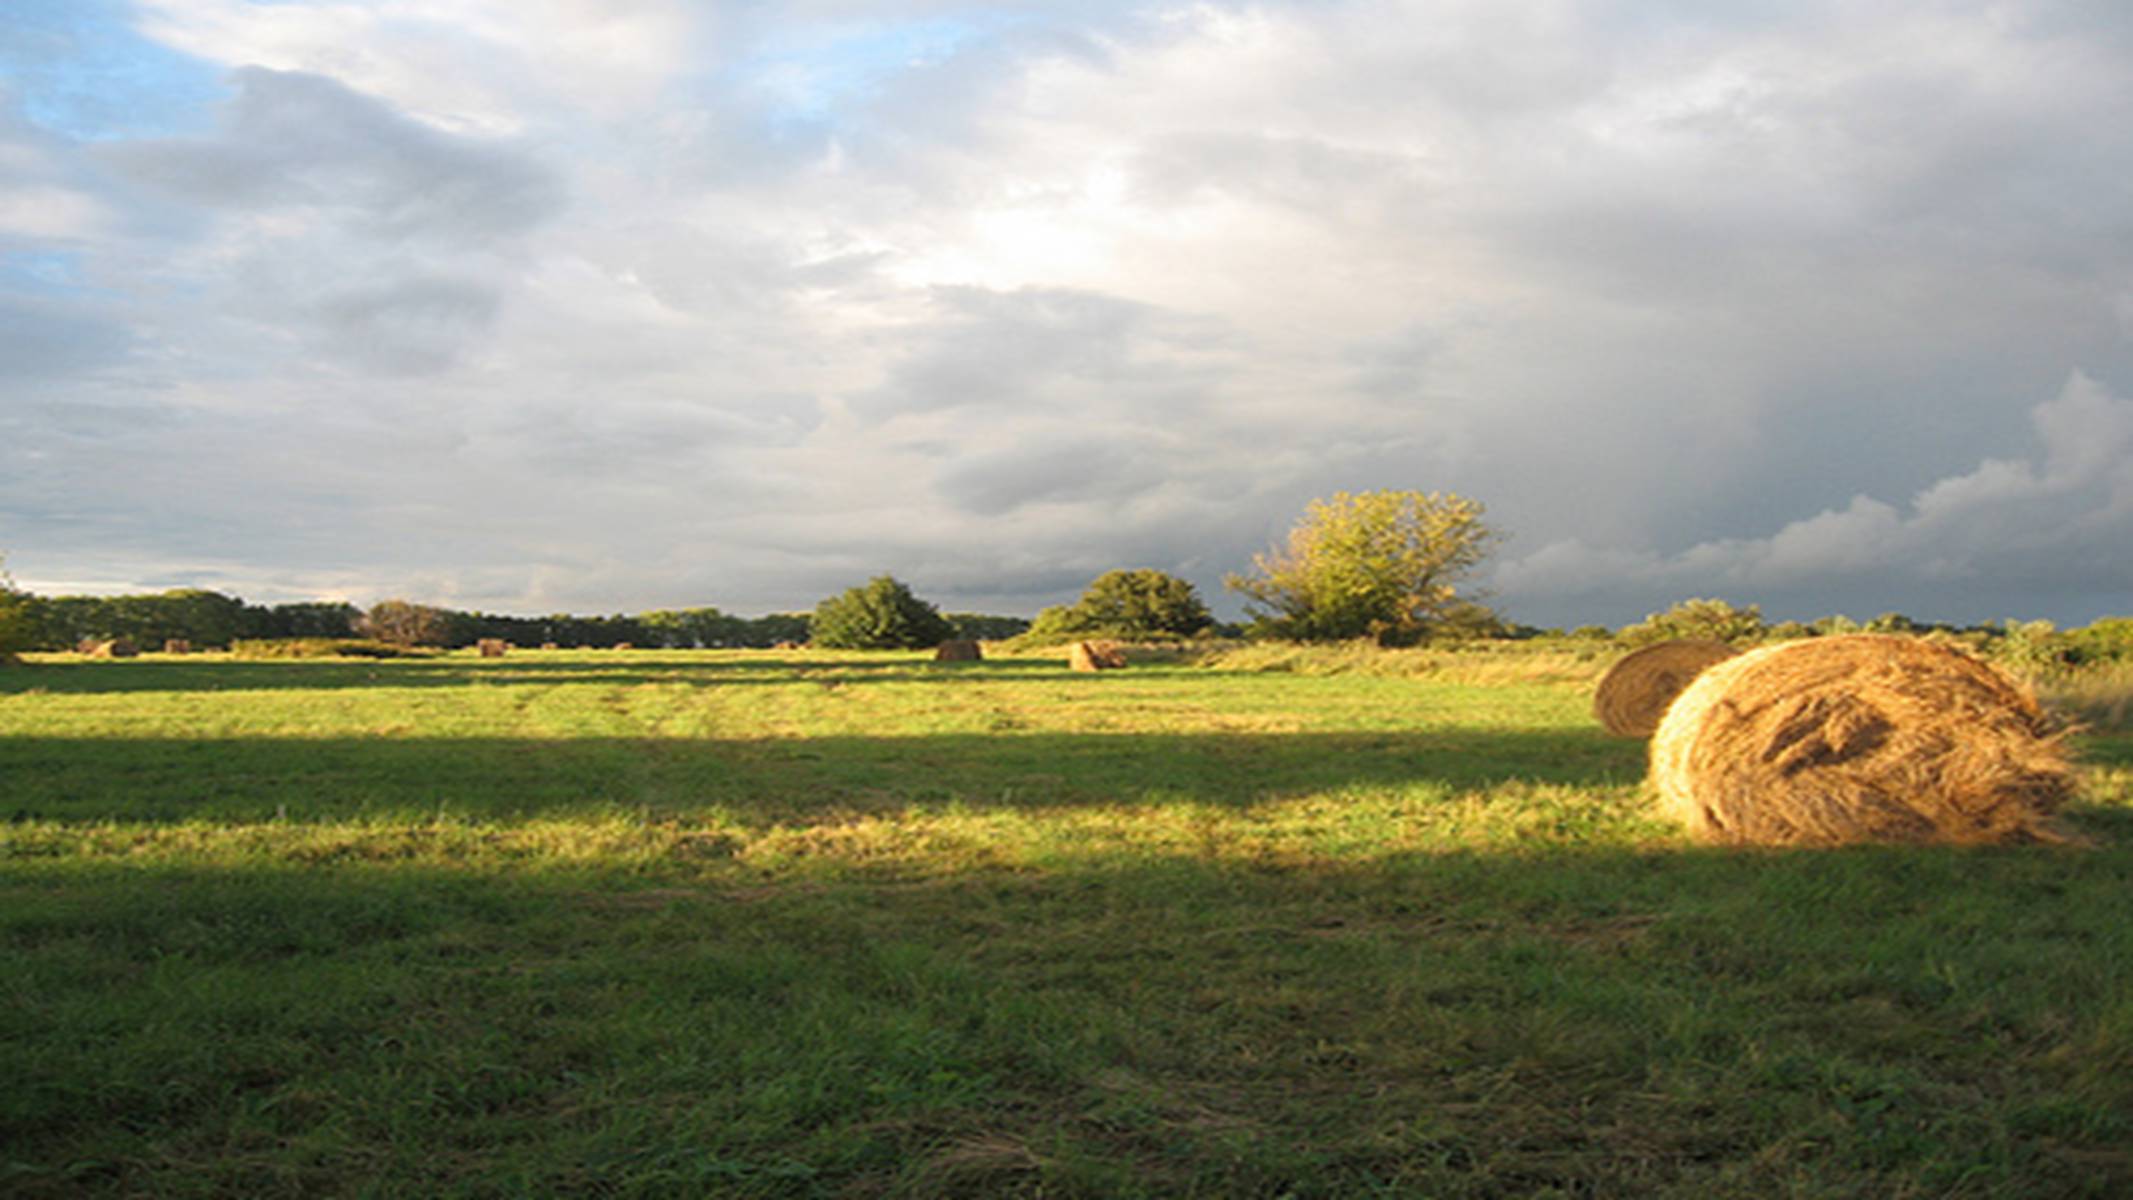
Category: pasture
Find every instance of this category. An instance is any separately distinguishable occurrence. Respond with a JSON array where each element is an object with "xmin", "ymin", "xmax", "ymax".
[{"xmin": 3, "ymin": 647, "xmax": 2130, "ymax": 1197}]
